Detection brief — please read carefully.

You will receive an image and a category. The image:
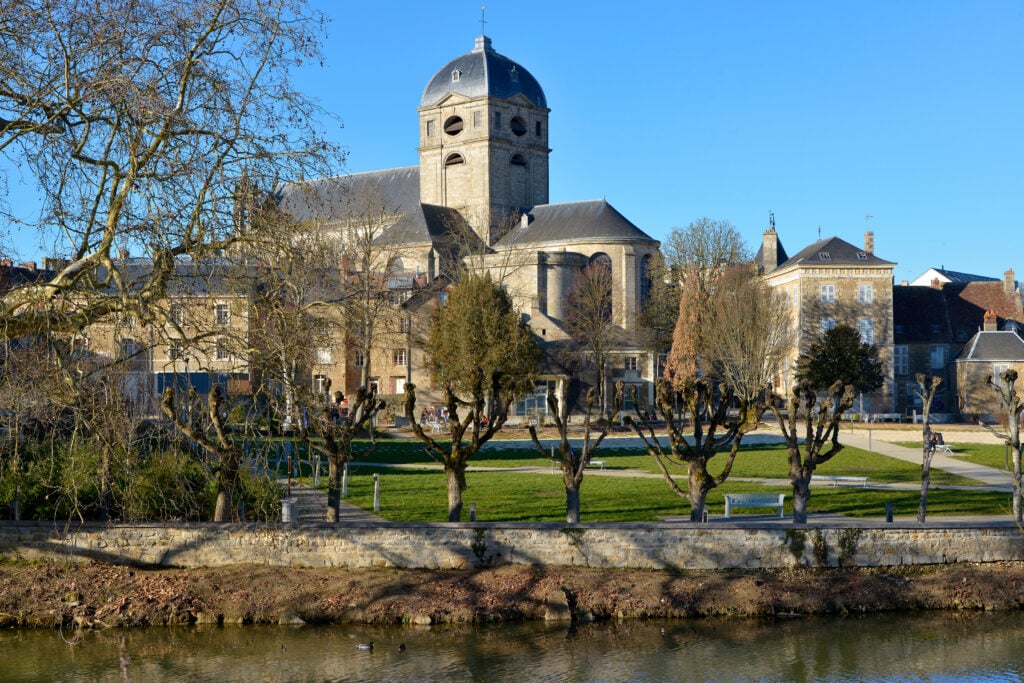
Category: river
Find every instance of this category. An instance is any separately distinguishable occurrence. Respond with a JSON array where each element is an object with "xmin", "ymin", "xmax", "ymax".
[{"xmin": 2, "ymin": 611, "xmax": 1023, "ymax": 682}]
